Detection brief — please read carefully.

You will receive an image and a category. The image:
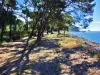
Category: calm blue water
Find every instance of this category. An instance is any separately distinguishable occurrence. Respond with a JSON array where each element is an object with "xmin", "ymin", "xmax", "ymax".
[{"xmin": 70, "ymin": 31, "xmax": 100, "ymax": 44}]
